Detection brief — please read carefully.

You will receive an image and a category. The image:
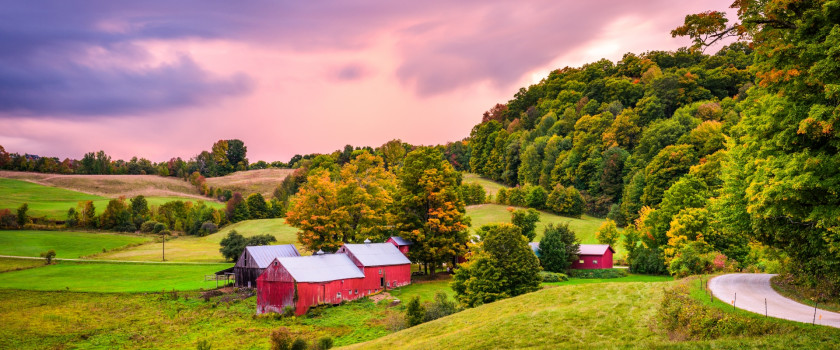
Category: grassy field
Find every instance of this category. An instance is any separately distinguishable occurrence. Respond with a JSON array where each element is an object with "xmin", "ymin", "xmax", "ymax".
[
  {"xmin": 462, "ymin": 173, "xmax": 510, "ymax": 197},
  {"xmin": 465, "ymin": 203, "xmax": 617, "ymax": 251},
  {"xmin": 205, "ymin": 168, "xmax": 293, "ymax": 198},
  {"xmin": 96, "ymin": 218, "xmax": 299, "ymax": 262},
  {"xmin": 0, "ymin": 178, "xmax": 224, "ymax": 219},
  {"xmin": 0, "ymin": 170, "xmax": 203, "ymax": 198},
  {"xmin": 0, "ymin": 257, "xmax": 46, "ymax": 273},
  {"xmin": 0, "ymin": 230, "xmax": 149, "ymax": 258},
  {"xmin": 0, "ymin": 261, "xmax": 230, "ymax": 292}
]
